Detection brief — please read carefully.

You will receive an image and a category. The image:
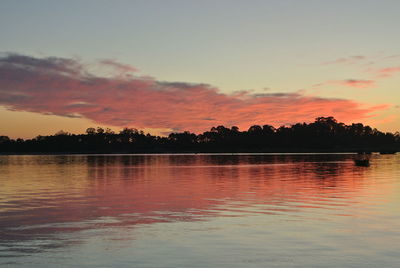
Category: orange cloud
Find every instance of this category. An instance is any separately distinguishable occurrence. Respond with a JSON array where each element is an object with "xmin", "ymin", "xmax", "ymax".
[{"xmin": 0, "ymin": 54, "xmax": 387, "ymax": 133}]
